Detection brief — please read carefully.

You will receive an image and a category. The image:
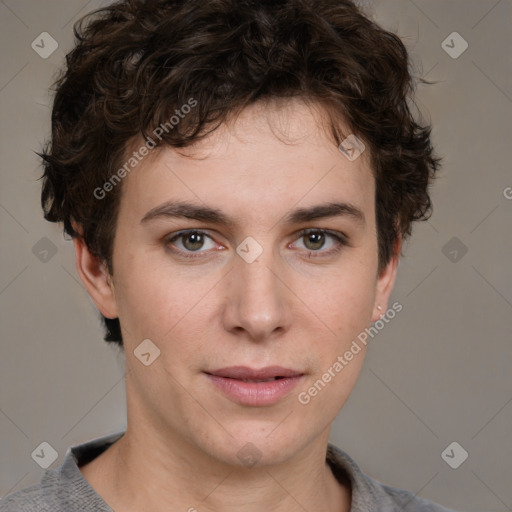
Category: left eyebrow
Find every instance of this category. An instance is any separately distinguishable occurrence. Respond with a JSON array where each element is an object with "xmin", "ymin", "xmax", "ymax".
[
  {"xmin": 140, "ymin": 200, "xmax": 365, "ymax": 227},
  {"xmin": 282, "ymin": 202, "xmax": 365, "ymax": 226}
]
